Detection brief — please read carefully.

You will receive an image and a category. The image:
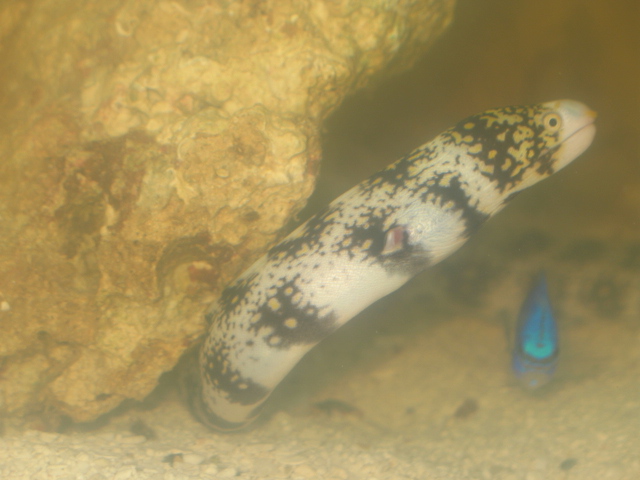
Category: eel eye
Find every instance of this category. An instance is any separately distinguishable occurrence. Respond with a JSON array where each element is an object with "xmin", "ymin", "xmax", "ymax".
[{"xmin": 542, "ymin": 113, "xmax": 562, "ymax": 133}]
